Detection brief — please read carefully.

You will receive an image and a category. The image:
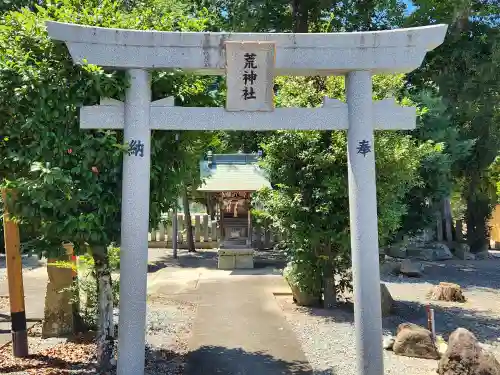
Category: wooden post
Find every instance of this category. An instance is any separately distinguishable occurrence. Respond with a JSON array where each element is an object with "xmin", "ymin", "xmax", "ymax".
[
  {"xmin": 264, "ymin": 228, "xmax": 271, "ymax": 249},
  {"xmin": 247, "ymin": 208, "xmax": 252, "ymax": 247},
  {"xmin": 172, "ymin": 210, "xmax": 178, "ymax": 259},
  {"xmin": 255, "ymin": 225, "xmax": 263, "ymax": 250},
  {"xmin": 211, "ymin": 221, "xmax": 218, "ymax": 242},
  {"xmin": 177, "ymin": 213, "xmax": 183, "ymax": 243},
  {"xmin": 2, "ymin": 189, "xmax": 28, "ymax": 357},
  {"xmin": 195, "ymin": 215, "xmax": 201, "ymax": 242},
  {"xmin": 203, "ymin": 215, "xmax": 209, "ymax": 242},
  {"xmin": 158, "ymin": 222, "xmax": 166, "ymax": 242},
  {"xmin": 219, "ymin": 203, "xmax": 225, "ymax": 241}
]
